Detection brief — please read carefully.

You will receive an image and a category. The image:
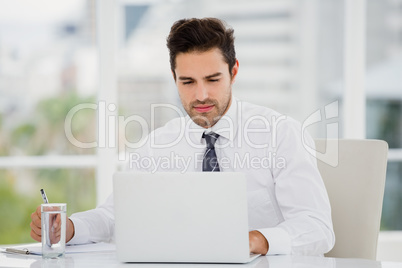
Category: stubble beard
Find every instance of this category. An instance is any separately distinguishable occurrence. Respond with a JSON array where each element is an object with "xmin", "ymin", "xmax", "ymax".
[{"xmin": 183, "ymin": 92, "xmax": 232, "ymax": 129}]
